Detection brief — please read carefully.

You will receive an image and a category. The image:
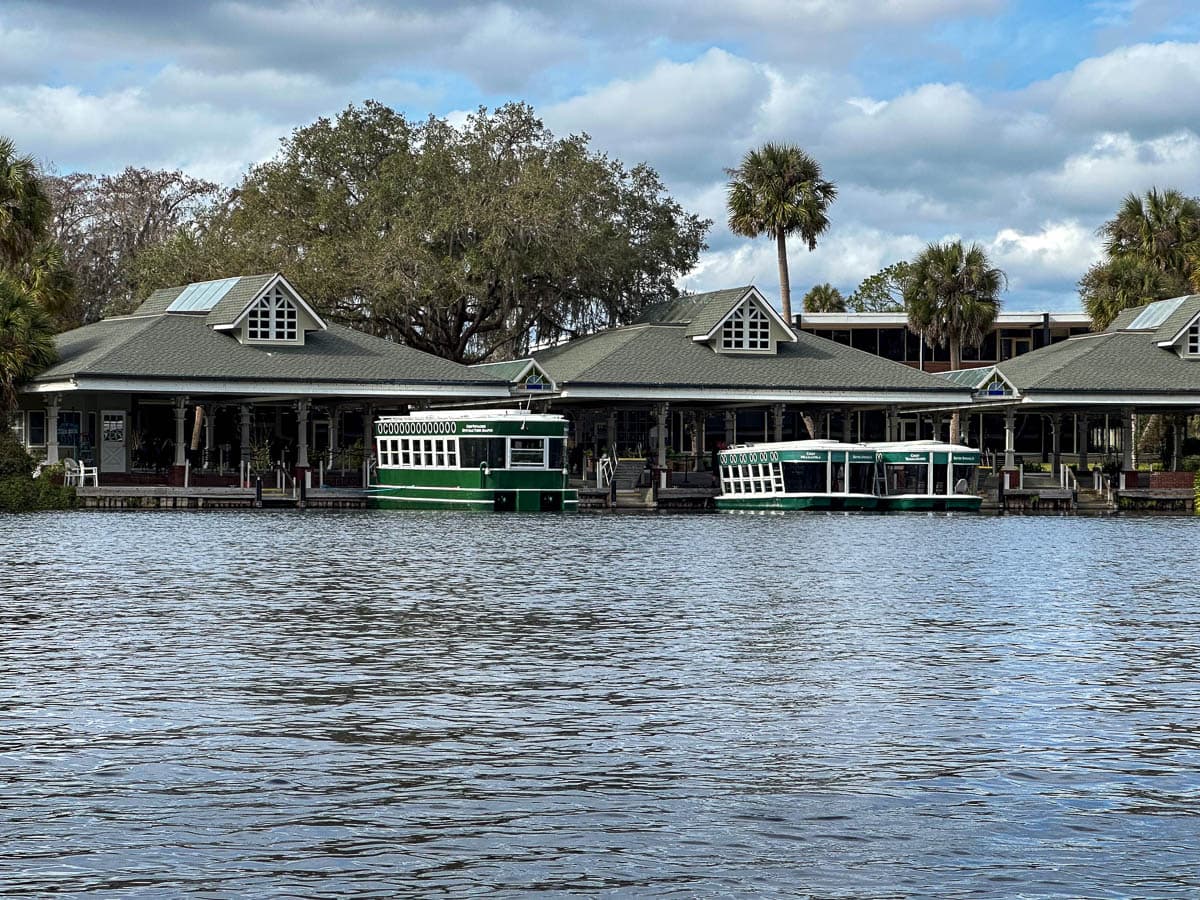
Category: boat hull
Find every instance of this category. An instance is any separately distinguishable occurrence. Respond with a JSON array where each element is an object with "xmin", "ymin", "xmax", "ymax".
[
  {"xmin": 369, "ymin": 485, "xmax": 579, "ymax": 512},
  {"xmin": 879, "ymin": 495, "xmax": 982, "ymax": 512},
  {"xmin": 716, "ymin": 494, "xmax": 880, "ymax": 511}
]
